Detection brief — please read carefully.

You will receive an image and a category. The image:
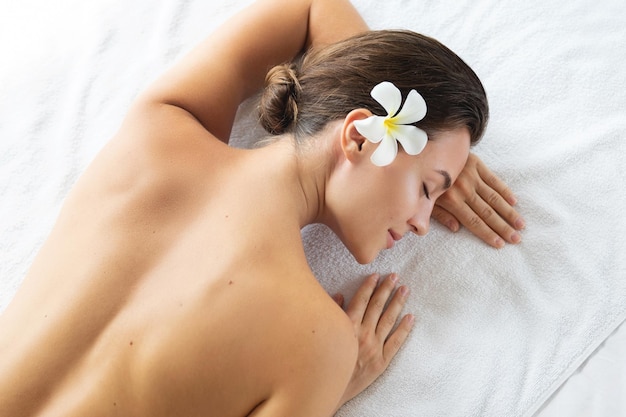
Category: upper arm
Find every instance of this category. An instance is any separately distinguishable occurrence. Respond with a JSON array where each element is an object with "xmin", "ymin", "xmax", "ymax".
[{"xmin": 139, "ymin": 0, "xmax": 368, "ymax": 143}]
